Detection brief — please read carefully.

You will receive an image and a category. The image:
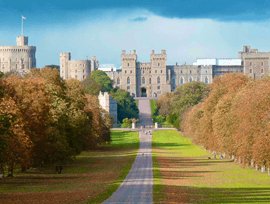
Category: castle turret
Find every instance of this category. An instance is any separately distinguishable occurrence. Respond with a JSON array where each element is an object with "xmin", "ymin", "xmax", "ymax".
[
  {"xmin": 121, "ymin": 50, "xmax": 137, "ymax": 96},
  {"xmin": 16, "ymin": 36, "xmax": 28, "ymax": 46},
  {"xmin": 60, "ymin": 52, "xmax": 71, "ymax": 80}
]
